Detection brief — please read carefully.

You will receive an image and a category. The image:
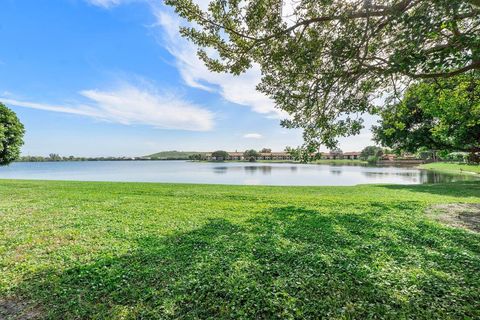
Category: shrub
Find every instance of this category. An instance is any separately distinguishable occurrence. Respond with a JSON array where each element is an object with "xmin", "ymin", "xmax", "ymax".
[
  {"xmin": 444, "ymin": 152, "xmax": 469, "ymax": 163},
  {"xmin": 360, "ymin": 146, "xmax": 383, "ymax": 161},
  {"xmin": 467, "ymin": 152, "xmax": 480, "ymax": 165},
  {"xmin": 367, "ymin": 155, "xmax": 379, "ymax": 164}
]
